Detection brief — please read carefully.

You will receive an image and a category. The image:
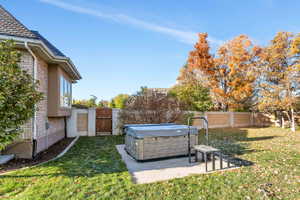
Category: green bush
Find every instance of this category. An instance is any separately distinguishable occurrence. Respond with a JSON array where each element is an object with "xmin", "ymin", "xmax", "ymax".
[
  {"xmin": 169, "ymin": 82, "xmax": 212, "ymax": 112},
  {"xmin": 181, "ymin": 112, "xmax": 195, "ymax": 125},
  {"xmin": 0, "ymin": 40, "xmax": 43, "ymax": 150}
]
